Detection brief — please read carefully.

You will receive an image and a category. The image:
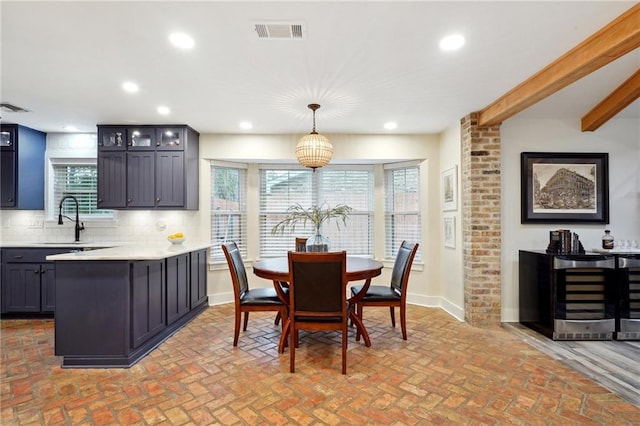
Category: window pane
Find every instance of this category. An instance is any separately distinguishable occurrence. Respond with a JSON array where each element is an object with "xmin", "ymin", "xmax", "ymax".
[
  {"xmin": 260, "ymin": 166, "xmax": 373, "ymax": 257},
  {"xmin": 385, "ymin": 166, "xmax": 421, "ymax": 261},
  {"xmin": 53, "ymin": 165, "xmax": 112, "ymax": 218},
  {"xmin": 211, "ymin": 165, "xmax": 247, "ymax": 262}
]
